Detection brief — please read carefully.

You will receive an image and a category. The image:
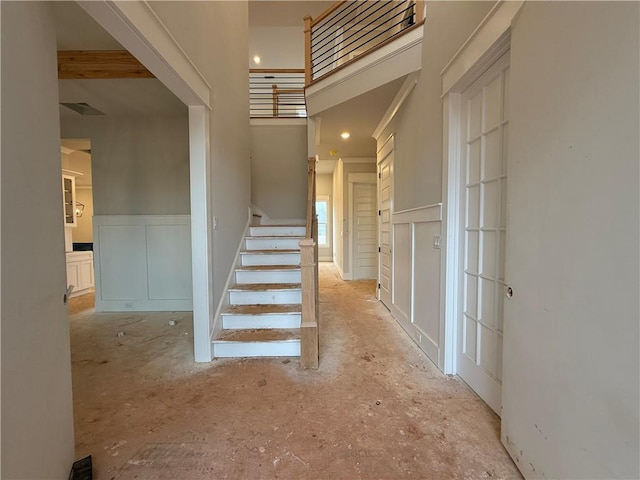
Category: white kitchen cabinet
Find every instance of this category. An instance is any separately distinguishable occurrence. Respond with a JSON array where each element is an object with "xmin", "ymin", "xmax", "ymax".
[
  {"xmin": 66, "ymin": 251, "xmax": 94, "ymax": 297},
  {"xmin": 62, "ymin": 173, "xmax": 77, "ymax": 227}
]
